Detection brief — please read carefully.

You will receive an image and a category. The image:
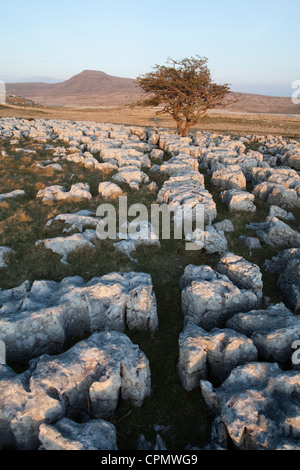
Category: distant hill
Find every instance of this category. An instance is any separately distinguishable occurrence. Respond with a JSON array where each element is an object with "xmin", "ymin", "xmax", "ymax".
[
  {"xmin": 6, "ymin": 70, "xmax": 300, "ymax": 114},
  {"xmin": 6, "ymin": 70, "xmax": 139, "ymax": 107}
]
